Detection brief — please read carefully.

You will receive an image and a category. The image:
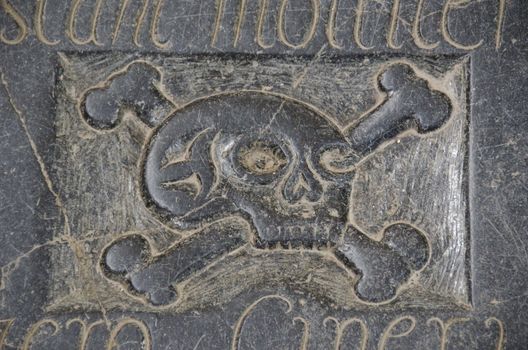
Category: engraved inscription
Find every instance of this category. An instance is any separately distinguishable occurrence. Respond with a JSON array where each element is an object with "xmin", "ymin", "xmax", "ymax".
[
  {"xmin": 428, "ymin": 317, "xmax": 471, "ymax": 350},
  {"xmin": 0, "ymin": 0, "xmax": 28, "ymax": 45},
  {"xmin": 0, "ymin": 311, "xmax": 506, "ymax": 349},
  {"xmin": 0, "ymin": 319, "xmax": 14, "ymax": 349},
  {"xmin": 378, "ymin": 316, "xmax": 416, "ymax": 350},
  {"xmin": 229, "ymin": 295, "xmax": 506, "ymax": 350},
  {"xmin": 0, "ymin": 1, "xmax": 509, "ymax": 49},
  {"xmin": 324, "ymin": 316, "xmax": 368, "ymax": 350},
  {"xmin": 18, "ymin": 318, "xmax": 151, "ymax": 350}
]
